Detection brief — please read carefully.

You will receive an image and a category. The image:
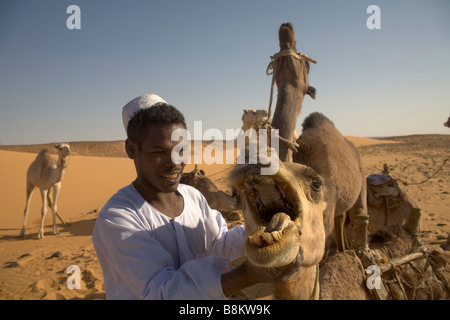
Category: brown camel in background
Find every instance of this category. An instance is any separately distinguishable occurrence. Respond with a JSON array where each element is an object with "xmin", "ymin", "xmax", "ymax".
[{"xmin": 181, "ymin": 165, "xmax": 239, "ymax": 214}]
